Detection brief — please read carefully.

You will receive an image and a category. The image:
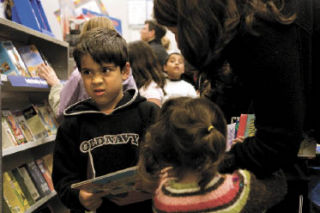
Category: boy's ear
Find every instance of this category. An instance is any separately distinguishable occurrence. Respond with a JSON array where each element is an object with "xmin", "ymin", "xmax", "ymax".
[{"xmin": 121, "ymin": 62, "xmax": 130, "ymax": 81}]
